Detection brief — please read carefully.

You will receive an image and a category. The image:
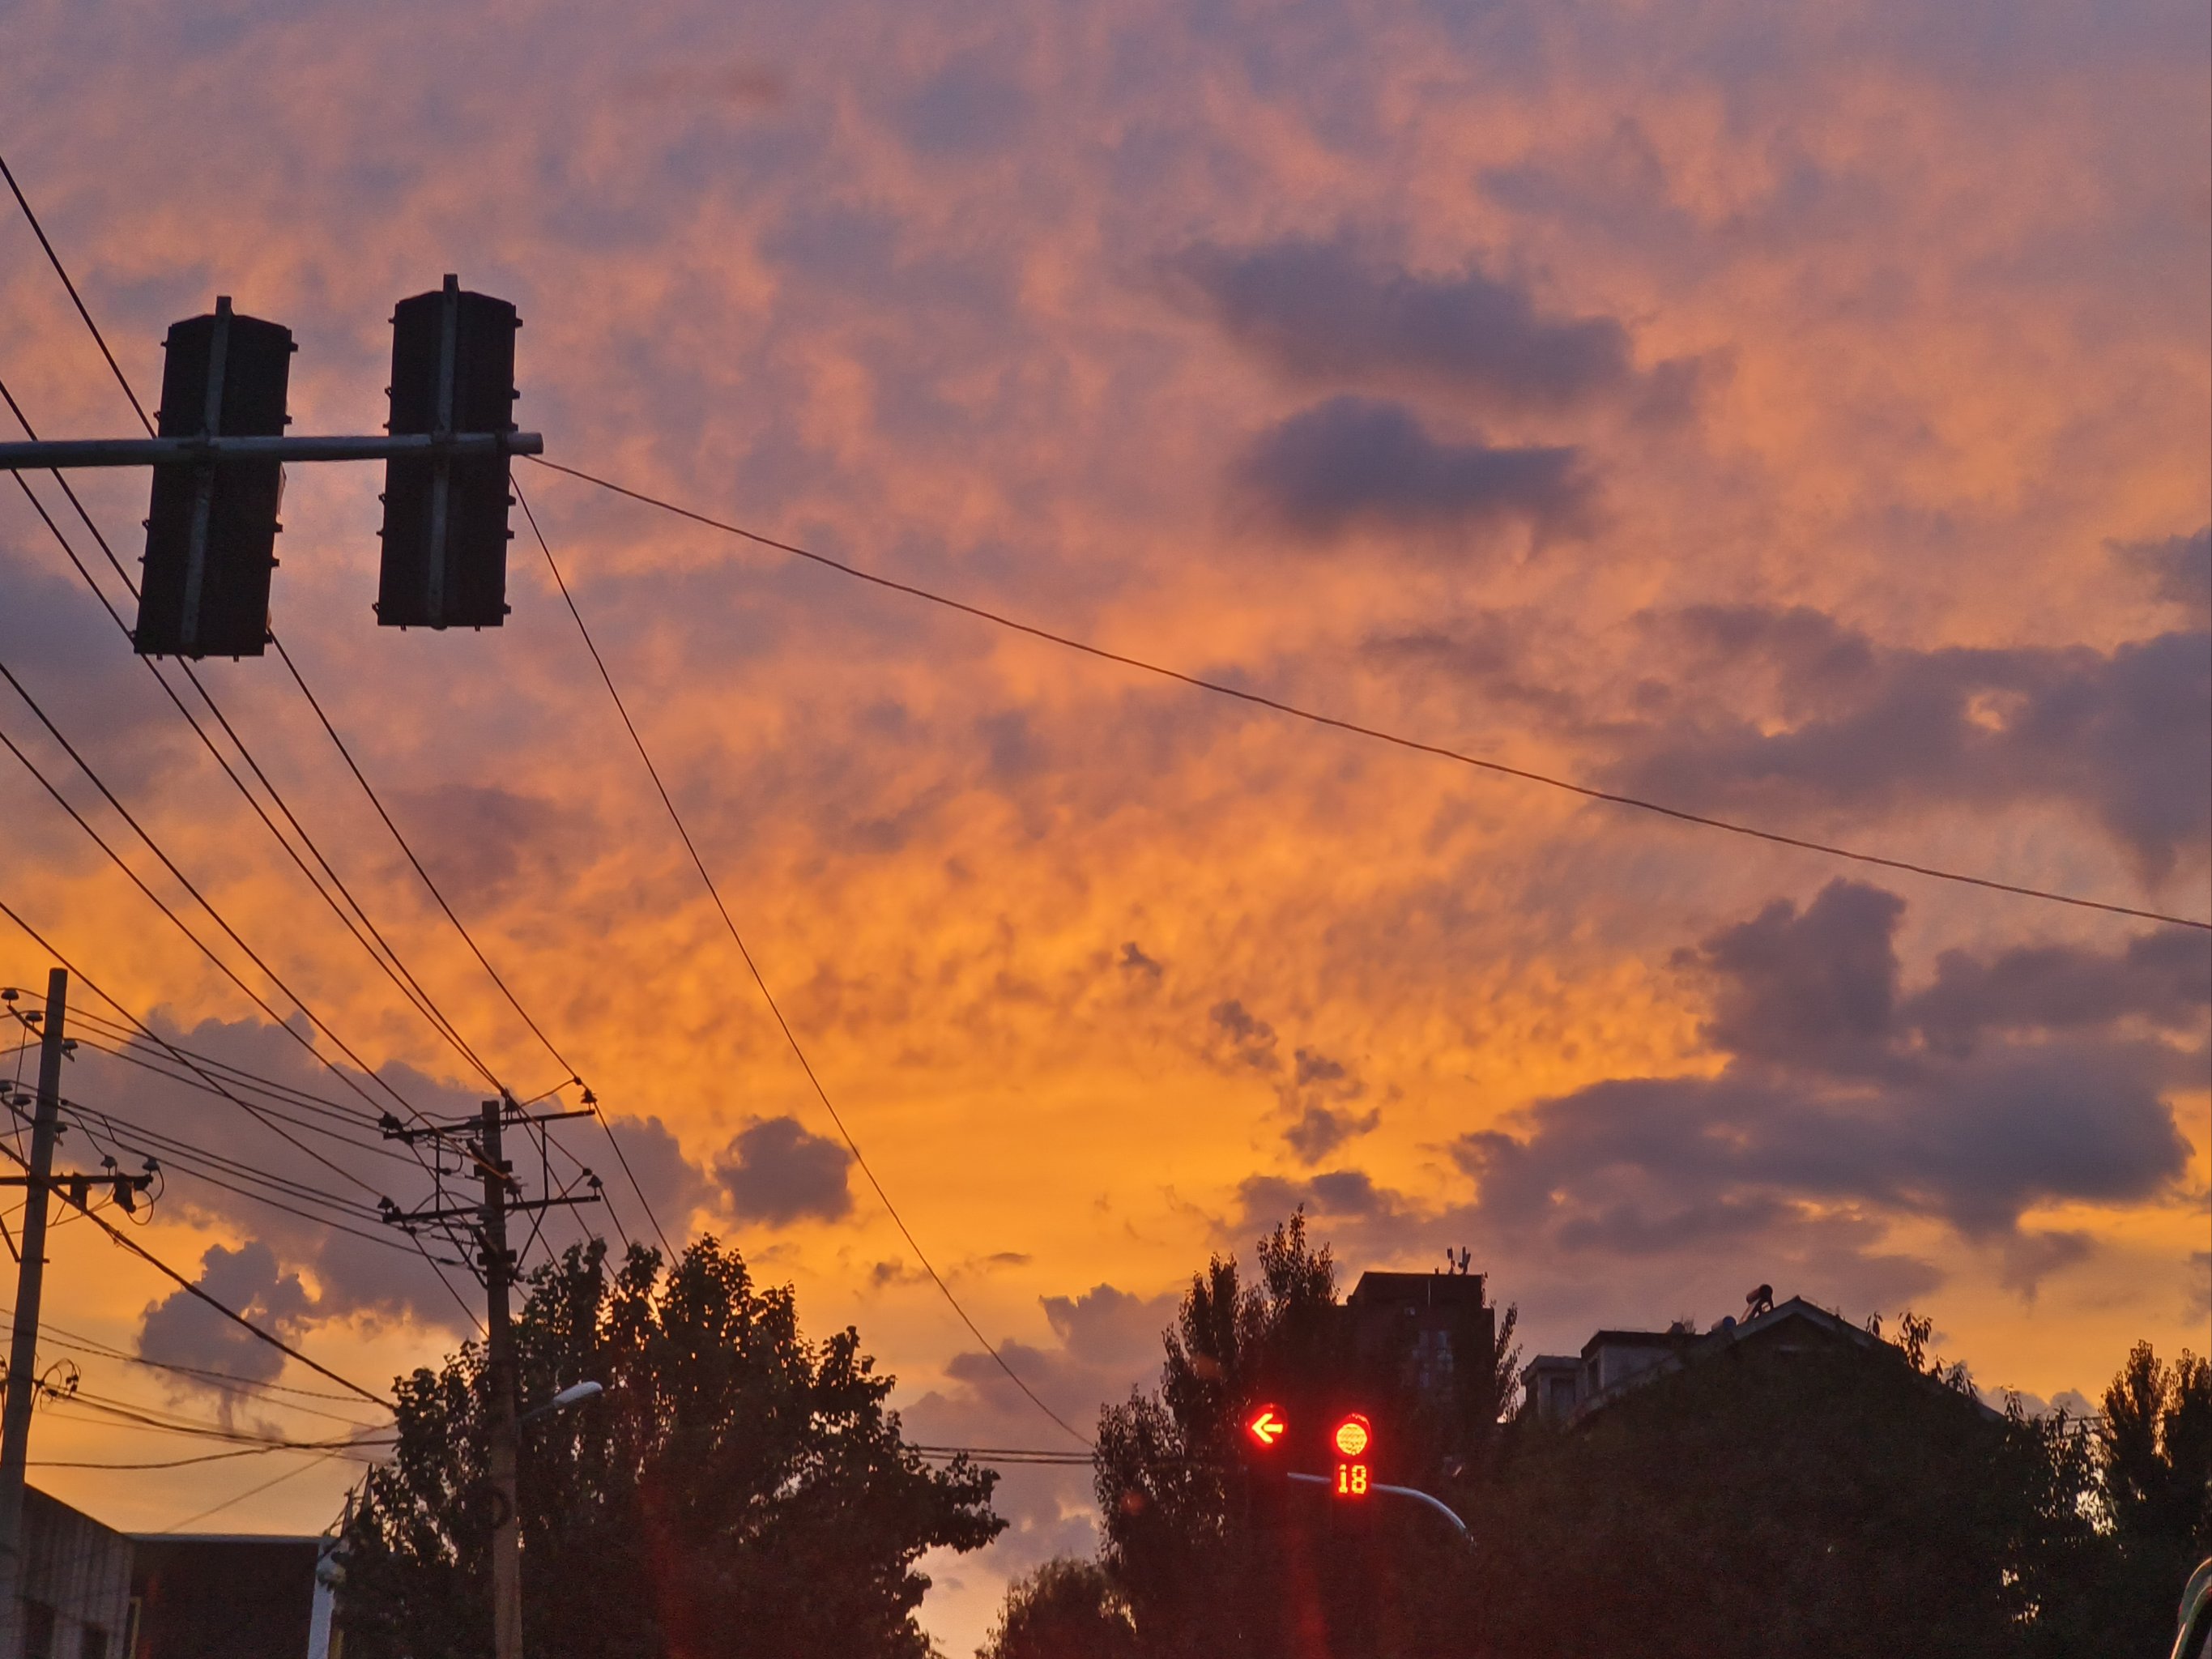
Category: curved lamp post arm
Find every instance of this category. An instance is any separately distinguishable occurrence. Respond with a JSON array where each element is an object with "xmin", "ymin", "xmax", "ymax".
[{"xmin": 1285, "ymin": 1471, "xmax": 1471, "ymax": 1542}]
